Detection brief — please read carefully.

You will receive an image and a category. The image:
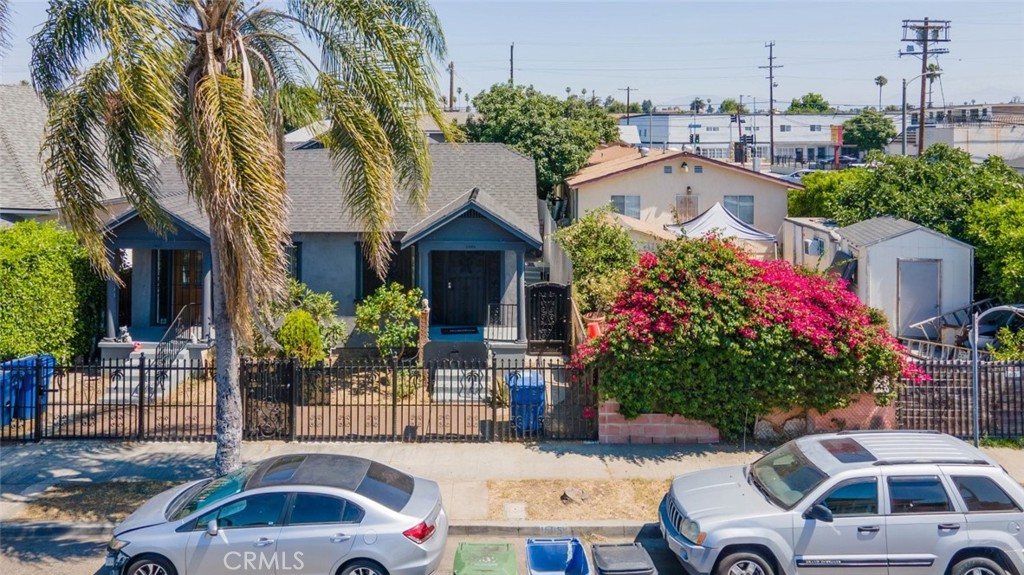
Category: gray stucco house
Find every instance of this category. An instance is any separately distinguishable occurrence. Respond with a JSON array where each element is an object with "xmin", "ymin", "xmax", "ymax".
[{"xmin": 101, "ymin": 143, "xmax": 545, "ymax": 358}]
